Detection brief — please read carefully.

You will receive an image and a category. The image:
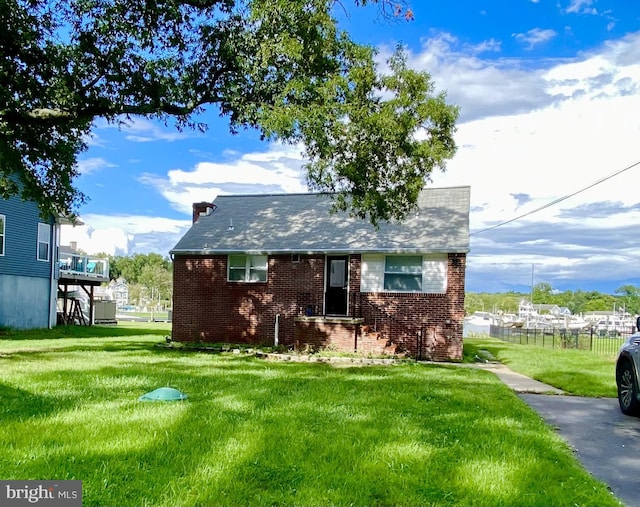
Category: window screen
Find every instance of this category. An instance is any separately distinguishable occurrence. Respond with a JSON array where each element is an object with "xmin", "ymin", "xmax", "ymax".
[
  {"xmin": 228, "ymin": 254, "xmax": 267, "ymax": 282},
  {"xmin": 37, "ymin": 223, "xmax": 50, "ymax": 261},
  {"xmin": 384, "ymin": 255, "xmax": 422, "ymax": 291}
]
